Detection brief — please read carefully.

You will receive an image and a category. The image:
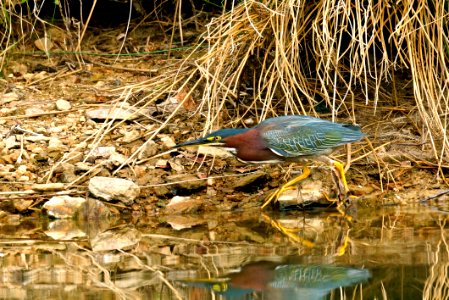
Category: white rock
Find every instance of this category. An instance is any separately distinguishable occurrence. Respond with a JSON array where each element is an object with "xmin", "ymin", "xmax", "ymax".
[
  {"xmin": 48, "ymin": 137, "xmax": 66, "ymax": 152},
  {"xmin": 24, "ymin": 136, "xmax": 50, "ymax": 142},
  {"xmin": 88, "ymin": 176, "xmax": 140, "ymax": 204},
  {"xmin": 4, "ymin": 136, "xmax": 18, "ymax": 149},
  {"xmin": 31, "ymin": 183, "xmax": 64, "ymax": 191},
  {"xmin": 85, "ymin": 107, "xmax": 139, "ymax": 121},
  {"xmin": 159, "ymin": 135, "xmax": 176, "ymax": 148},
  {"xmin": 16, "ymin": 165, "xmax": 27, "ymax": 175},
  {"xmin": 45, "ymin": 220, "xmax": 87, "ymax": 240},
  {"xmin": 55, "ymin": 99, "xmax": 72, "ymax": 111},
  {"xmin": 43, "ymin": 196, "xmax": 86, "ymax": 218},
  {"xmin": 25, "ymin": 107, "xmax": 45, "ymax": 116},
  {"xmin": 91, "ymin": 227, "xmax": 141, "ymax": 252},
  {"xmin": 89, "ymin": 146, "xmax": 116, "ymax": 158},
  {"xmin": 43, "ymin": 195, "xmax": 110, "ymax": 219}
]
